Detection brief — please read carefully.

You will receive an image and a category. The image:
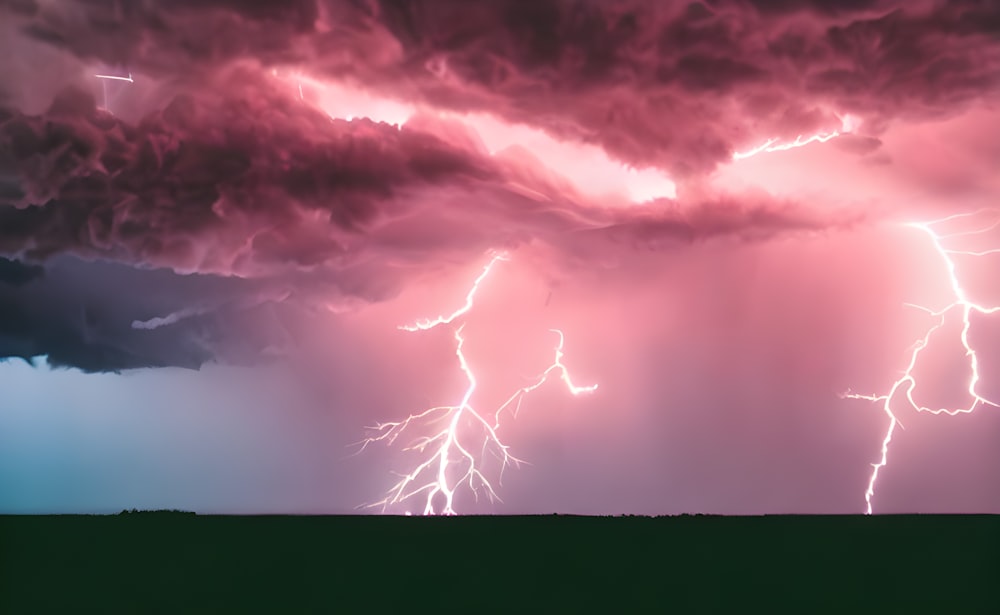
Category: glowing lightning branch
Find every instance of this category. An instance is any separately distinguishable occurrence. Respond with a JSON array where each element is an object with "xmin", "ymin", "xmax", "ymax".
[
  {"xmin": 843, "ymin": 210, "xmax": 1000, "ymax": 514},
  {"xmin": 94, "ymin": 73, "xmax": 134, "ymax": 83},
  {"xmin": 733, "ymin": 115, "xmax": 855, "ymax": 161},
  {"xmin": 397, "ymin": 254, "xmax": 508, "ymax": 332},
  {"xmin": 489, "ymin": 329, "xmax": 599, "ymax": 428},
  {"xmin": 357, "ymin": 254, "xmax": 598, "ymax": 515}
]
